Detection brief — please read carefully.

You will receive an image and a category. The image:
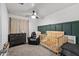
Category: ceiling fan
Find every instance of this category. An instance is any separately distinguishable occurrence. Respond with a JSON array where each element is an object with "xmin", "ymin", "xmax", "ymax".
[
  {"xmin": 25, "ymin": 10, "xmax": 40, "ymax": 19},
  {"xmin": 19, "ymin": 3, "xmax": 40, "ymax": 19},
  {"xmin": 31, "ymin": 10, "xmax": 39, "ymax": 19}
]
